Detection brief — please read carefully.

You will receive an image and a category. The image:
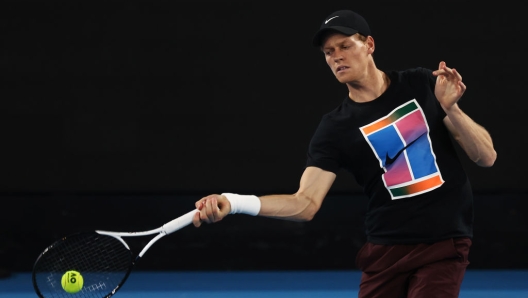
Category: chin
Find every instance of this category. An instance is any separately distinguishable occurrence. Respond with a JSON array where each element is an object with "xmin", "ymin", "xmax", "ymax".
[
  {"xmin": 335, "ymin": 77, "xmax": 348, "ymax": 84},
  {"xmin": 334, "ymin": 72, "xmax": 350, "ymax": 82}
]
